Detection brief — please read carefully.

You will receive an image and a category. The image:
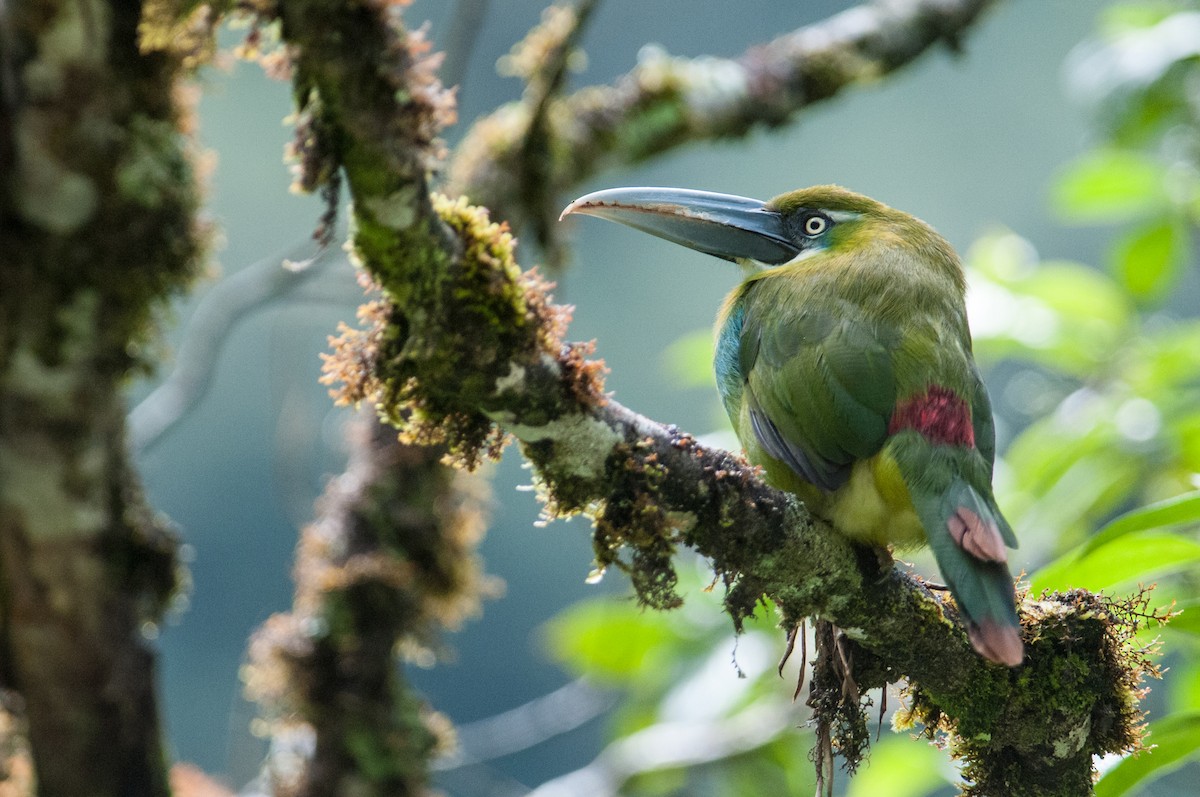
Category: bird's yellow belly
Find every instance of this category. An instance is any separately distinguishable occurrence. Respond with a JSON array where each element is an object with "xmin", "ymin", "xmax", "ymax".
[
  {"xmin": 747, "ymin": 423, "xmax": 926, "ymax": 548},
  {"xmin": 825, "ymin": 453, "xmax": 925, "ymax": 549}
]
